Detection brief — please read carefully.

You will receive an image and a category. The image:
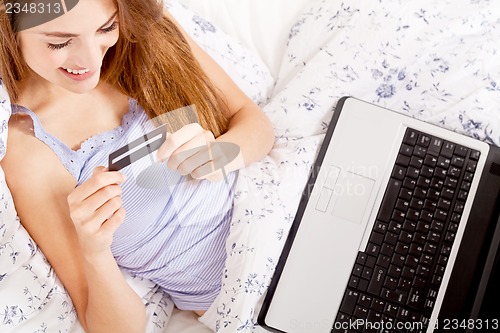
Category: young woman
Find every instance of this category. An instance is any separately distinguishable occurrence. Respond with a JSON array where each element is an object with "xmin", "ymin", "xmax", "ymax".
[{"xmin": 0, "ymin": 0, "xmax": 274, "ymax": 332}]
